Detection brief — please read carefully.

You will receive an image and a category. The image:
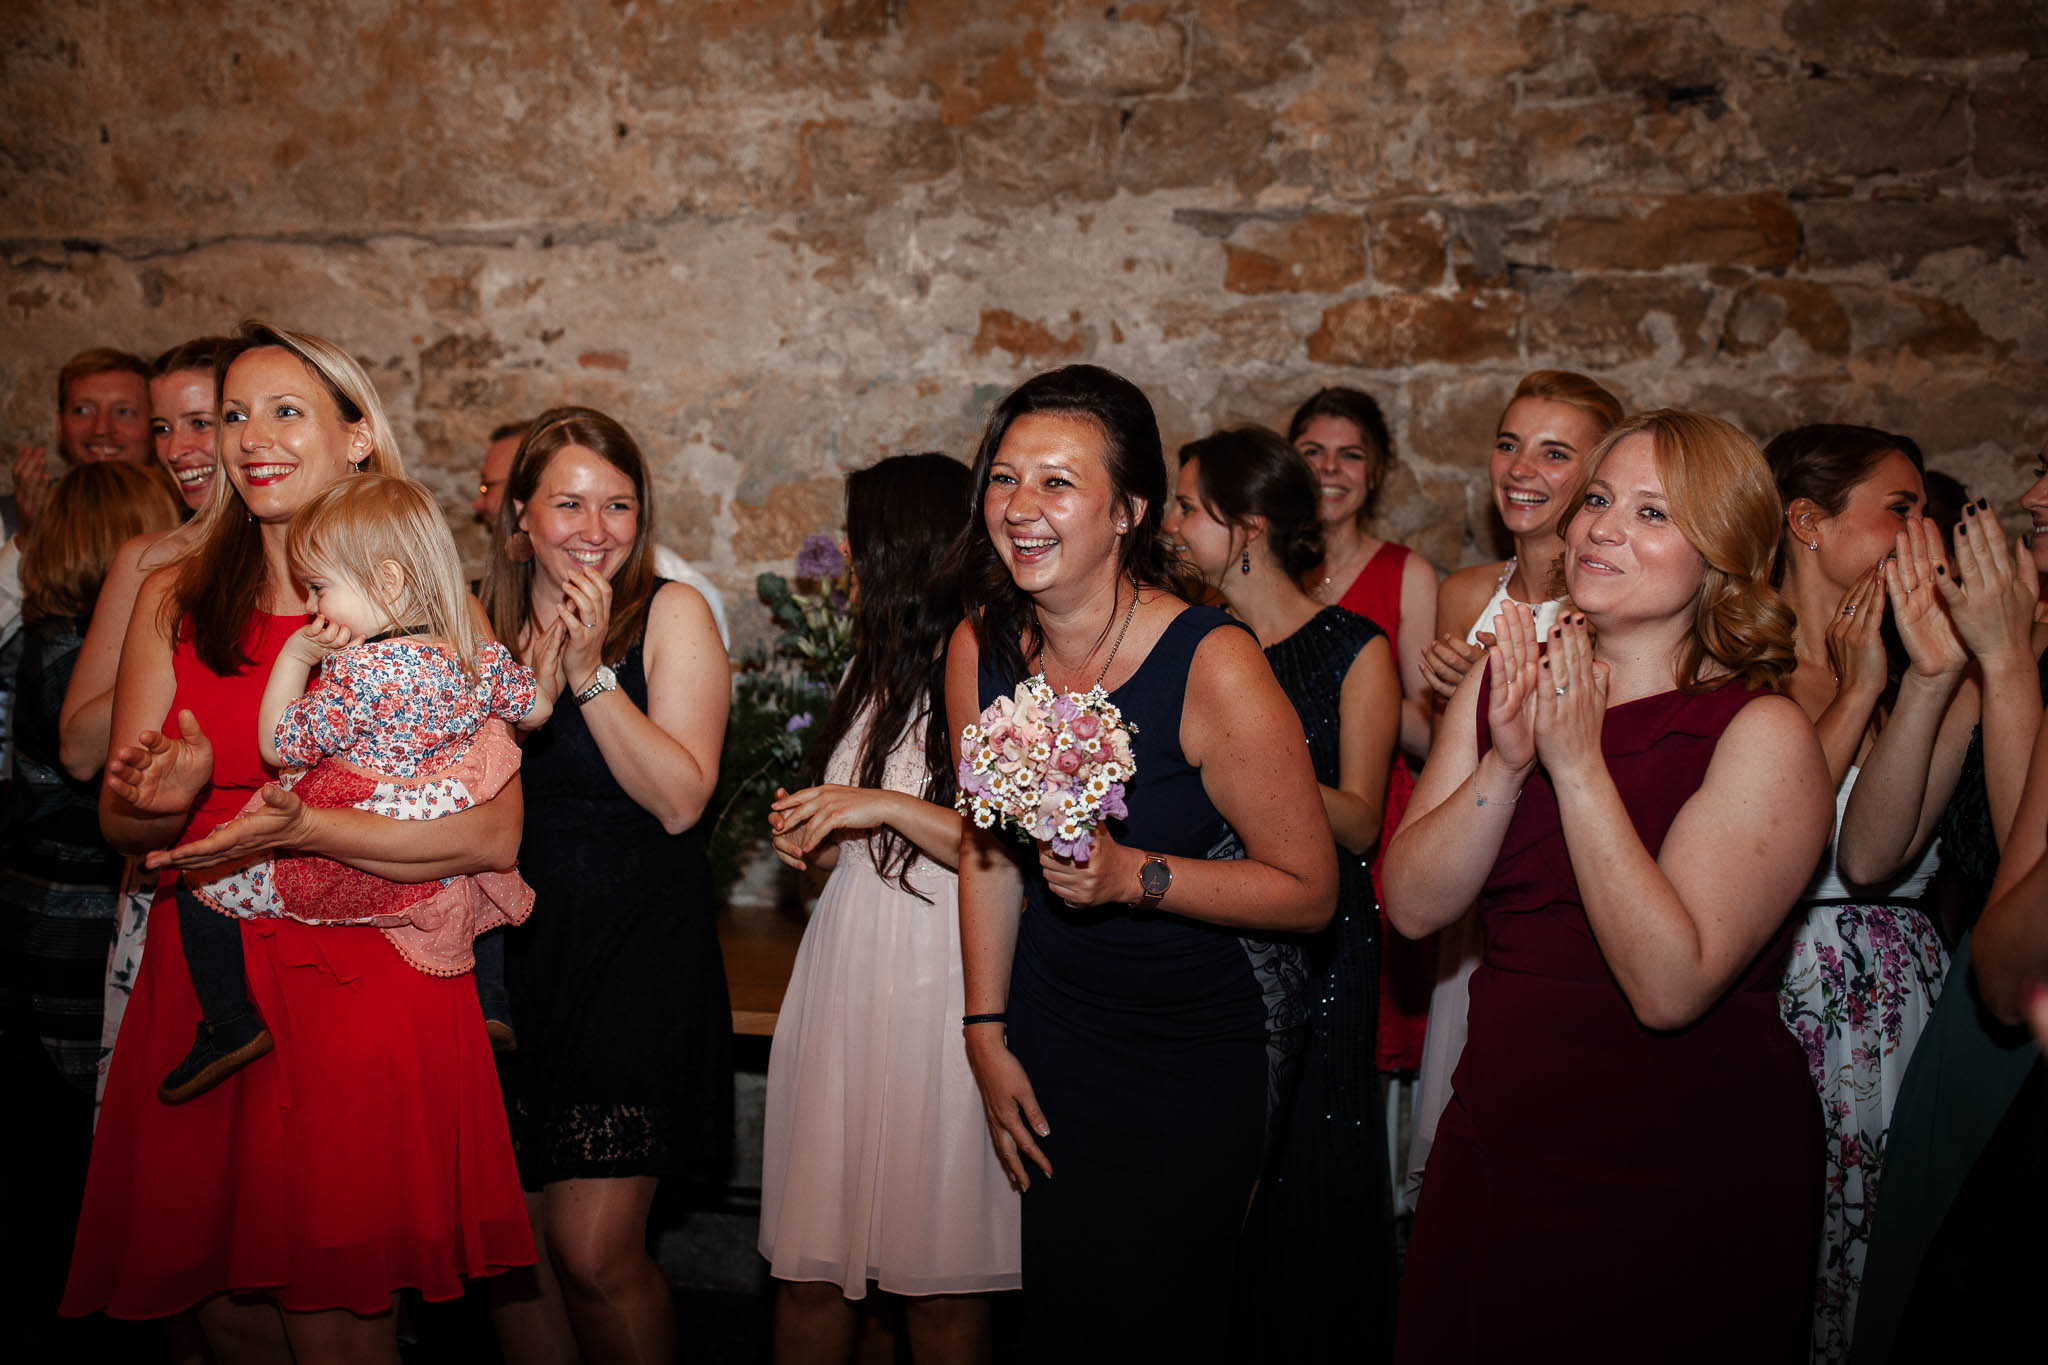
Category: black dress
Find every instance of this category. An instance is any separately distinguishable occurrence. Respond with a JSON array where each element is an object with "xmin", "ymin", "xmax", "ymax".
[
  {"xmin": 506, "ymin": 599, "xmax": 733, "ymax": 1187},
  {"xmin": 1238, "ymin": 606, "xmax": 1395, "ymax": 1361},
  {"xmin": 980, "ymin": 605, "xmax": 1297, "ymax": 1362}
]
